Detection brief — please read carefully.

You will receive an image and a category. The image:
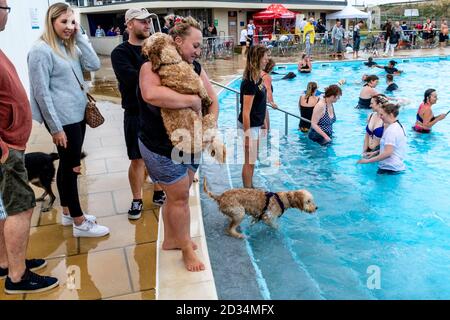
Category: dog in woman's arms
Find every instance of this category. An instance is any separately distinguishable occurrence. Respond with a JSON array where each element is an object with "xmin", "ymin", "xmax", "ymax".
[{"xmin": 142, "ymin": 32, "xmax": 226, "ymax": 163}]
